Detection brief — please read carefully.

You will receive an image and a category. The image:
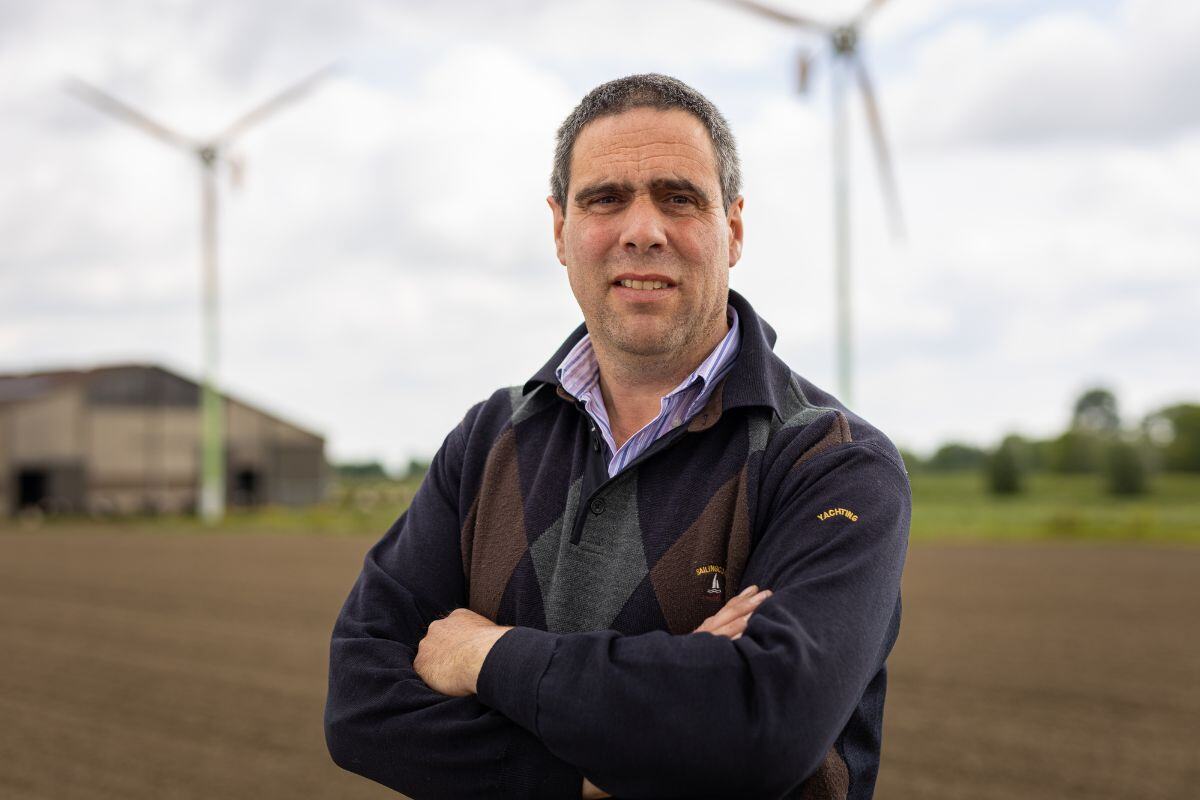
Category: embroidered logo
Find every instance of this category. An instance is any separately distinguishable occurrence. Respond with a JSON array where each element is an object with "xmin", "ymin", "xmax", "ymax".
[
  {"xmin": 695, "ymin": 563, "xmax": 726, "ymax": 602},
  {"xmin": 817, "ymin": 507, "xmax": 859, "ymax": 522}
]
